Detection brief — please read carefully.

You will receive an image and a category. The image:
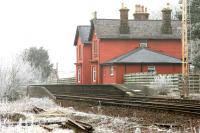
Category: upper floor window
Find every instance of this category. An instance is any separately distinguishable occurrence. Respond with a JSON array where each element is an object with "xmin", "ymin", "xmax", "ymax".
[
  {"xmin": 110, "ymin": 66, "xmax": 114, "ymax": 76},
  {"xmin": 140, "ymin": 40, "xmax": 148, "ymax": 48},
  {"xmin": 78, "ymin": 45, "xmax": 82, "ymax": 60},
  {"xmin": 92, "ymin": 40, "xmax": 98, "ymax": 58}
]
